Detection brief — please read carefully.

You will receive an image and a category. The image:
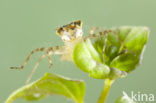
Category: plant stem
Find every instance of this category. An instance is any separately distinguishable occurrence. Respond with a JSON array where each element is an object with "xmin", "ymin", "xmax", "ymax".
[{"xmin": 97, "ymin": 79, "xmax": 114, "ymax": 103}]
